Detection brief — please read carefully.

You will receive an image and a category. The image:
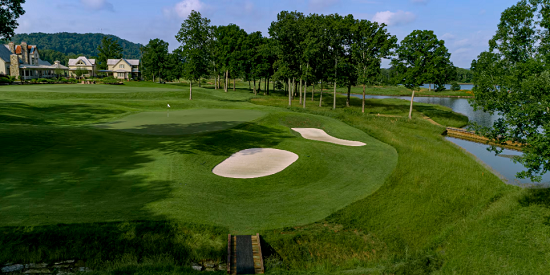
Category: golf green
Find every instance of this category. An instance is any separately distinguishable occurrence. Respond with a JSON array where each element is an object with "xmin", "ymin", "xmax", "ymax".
[{"xmin": 96, "ymin": 109, "xmax": 267, "ymax": 135}]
